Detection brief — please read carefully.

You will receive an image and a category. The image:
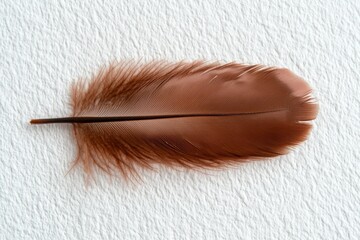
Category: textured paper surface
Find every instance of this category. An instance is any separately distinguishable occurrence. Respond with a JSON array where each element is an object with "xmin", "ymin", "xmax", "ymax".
[{"xmin": 1, "ymin": 0, "xmax": 359, "ymax": 239}]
